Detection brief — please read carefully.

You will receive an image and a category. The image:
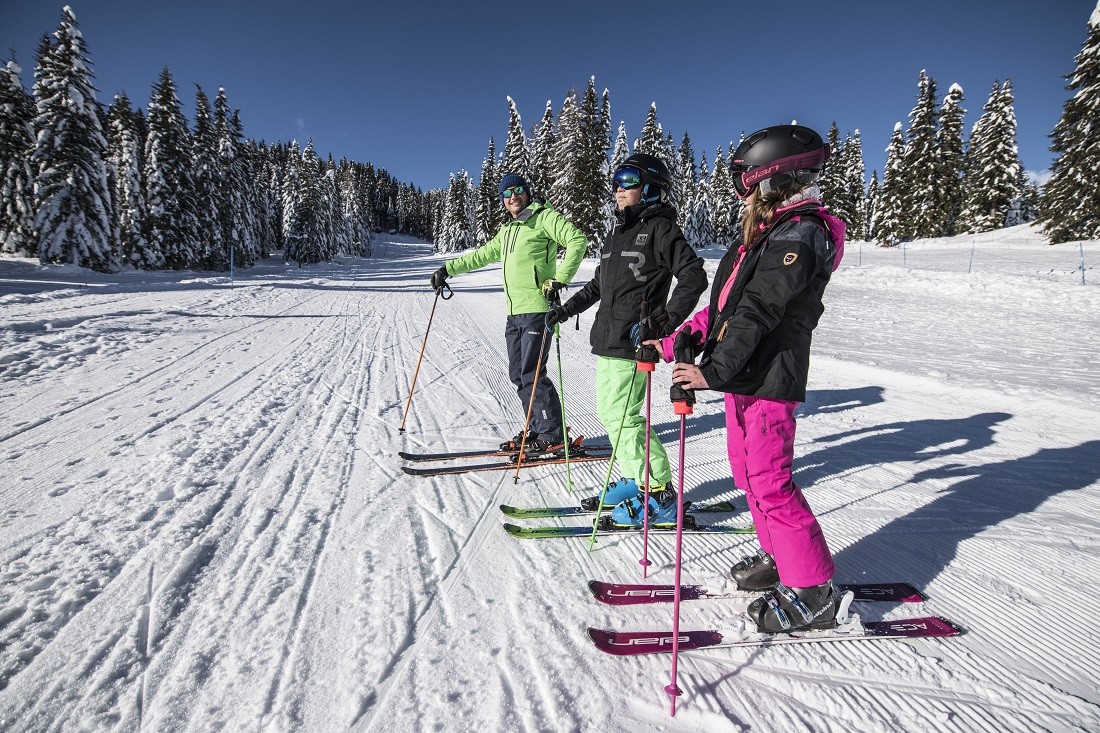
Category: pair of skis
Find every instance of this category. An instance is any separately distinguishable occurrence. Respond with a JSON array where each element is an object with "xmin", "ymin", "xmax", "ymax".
[
  {"xmin": 399, "ymin": 439, "xmax": 611, "ymax": 477},
  {"xmin": 585, "ymin": 579, "xmax": 961, "ymax": 655},
  {"xmin": 501, "ymin": 497, "xmax": 748, "ymax": 538}
]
